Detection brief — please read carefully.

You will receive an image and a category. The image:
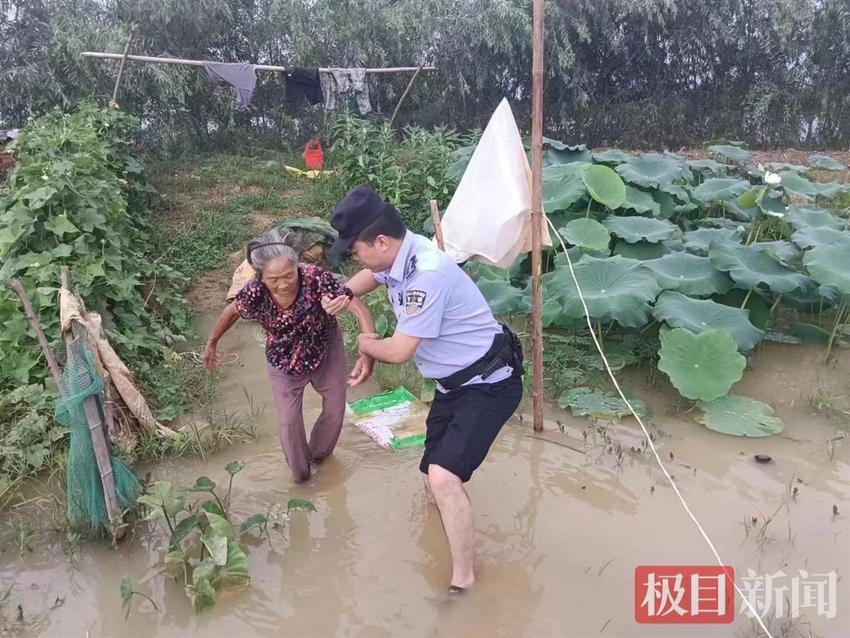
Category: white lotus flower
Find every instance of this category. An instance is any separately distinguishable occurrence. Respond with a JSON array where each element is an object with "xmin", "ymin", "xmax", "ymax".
[{"xmin": 764, "ymin": 171, "xmax": 781, "ymax": 185}]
